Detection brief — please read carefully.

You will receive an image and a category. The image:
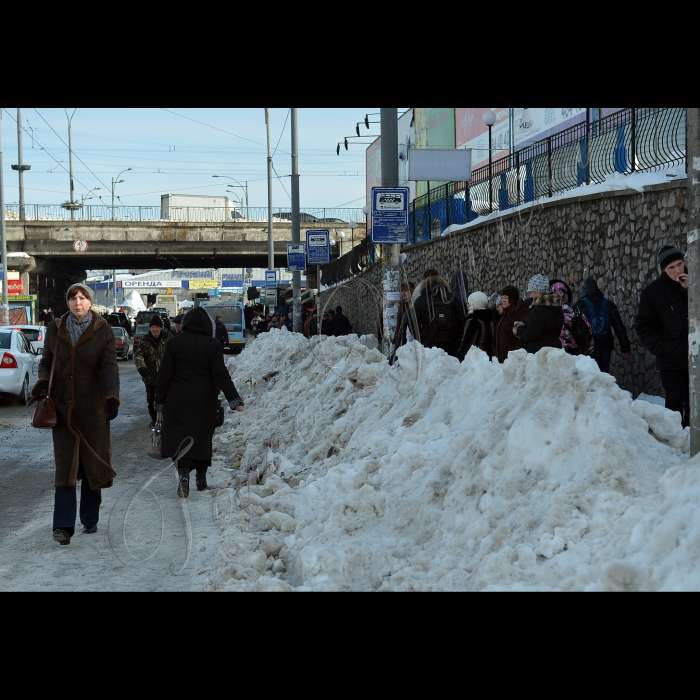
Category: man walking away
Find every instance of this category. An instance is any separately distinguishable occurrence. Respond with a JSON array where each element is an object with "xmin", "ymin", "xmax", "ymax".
[
  {"xmin": 576, "ymin": 277, "xmax": 631, "ymax": 373},
  {"xmin": 635, "ymin": 244, "xmax": 689, "ymax": 426},
  {"xmin": 215, "ymin": 315, "xmax": 229, "ymax": 348},
  {"xmin": 134, "ymin": 315, "xmax": 172, "ymax": 427},
  {"xmin": 333, "ymin": 306, "xmax": 353, "ymax": 336}
]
